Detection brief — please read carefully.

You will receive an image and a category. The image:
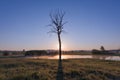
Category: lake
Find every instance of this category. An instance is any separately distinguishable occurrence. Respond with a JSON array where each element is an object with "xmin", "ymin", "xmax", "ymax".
[{"xmin": 26, "ymin": 55, "xmax": 120, "ymax": 61}]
